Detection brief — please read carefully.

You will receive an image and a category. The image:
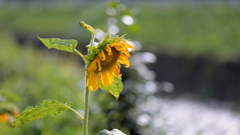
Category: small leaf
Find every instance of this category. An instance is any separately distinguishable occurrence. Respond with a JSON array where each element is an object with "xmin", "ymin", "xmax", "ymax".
[
  {"xmin": 99, "ymin": 77, "xmax": 123, "ymax": 99},
  {"xmin": 10, "ymin": 99, "xmax": 72, "ymax": 128},
  {"xmin": 97, "ymin": 129, "xmax": 126, "ymax": 135},
  {"xmin": 38, "ymin": 36, "xmax": 78, "ymax": 53}
]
